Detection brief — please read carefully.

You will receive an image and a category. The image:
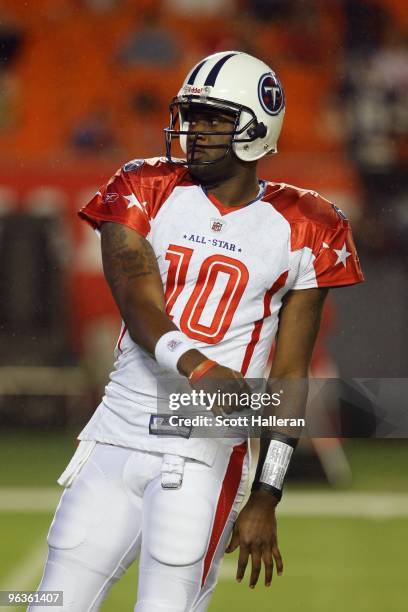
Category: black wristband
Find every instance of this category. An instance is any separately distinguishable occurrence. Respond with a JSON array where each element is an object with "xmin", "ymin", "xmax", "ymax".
[
  {"xmin": 252, "ymin": 432, "xmax": 297, "ymax": 502},
  {"xmin": 261, "ymin": 431, "xmax": 298, "ymax": 447},
  {"xmin": 251, "ymin": 481, "xmax": 283, "ymax": 502}
]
